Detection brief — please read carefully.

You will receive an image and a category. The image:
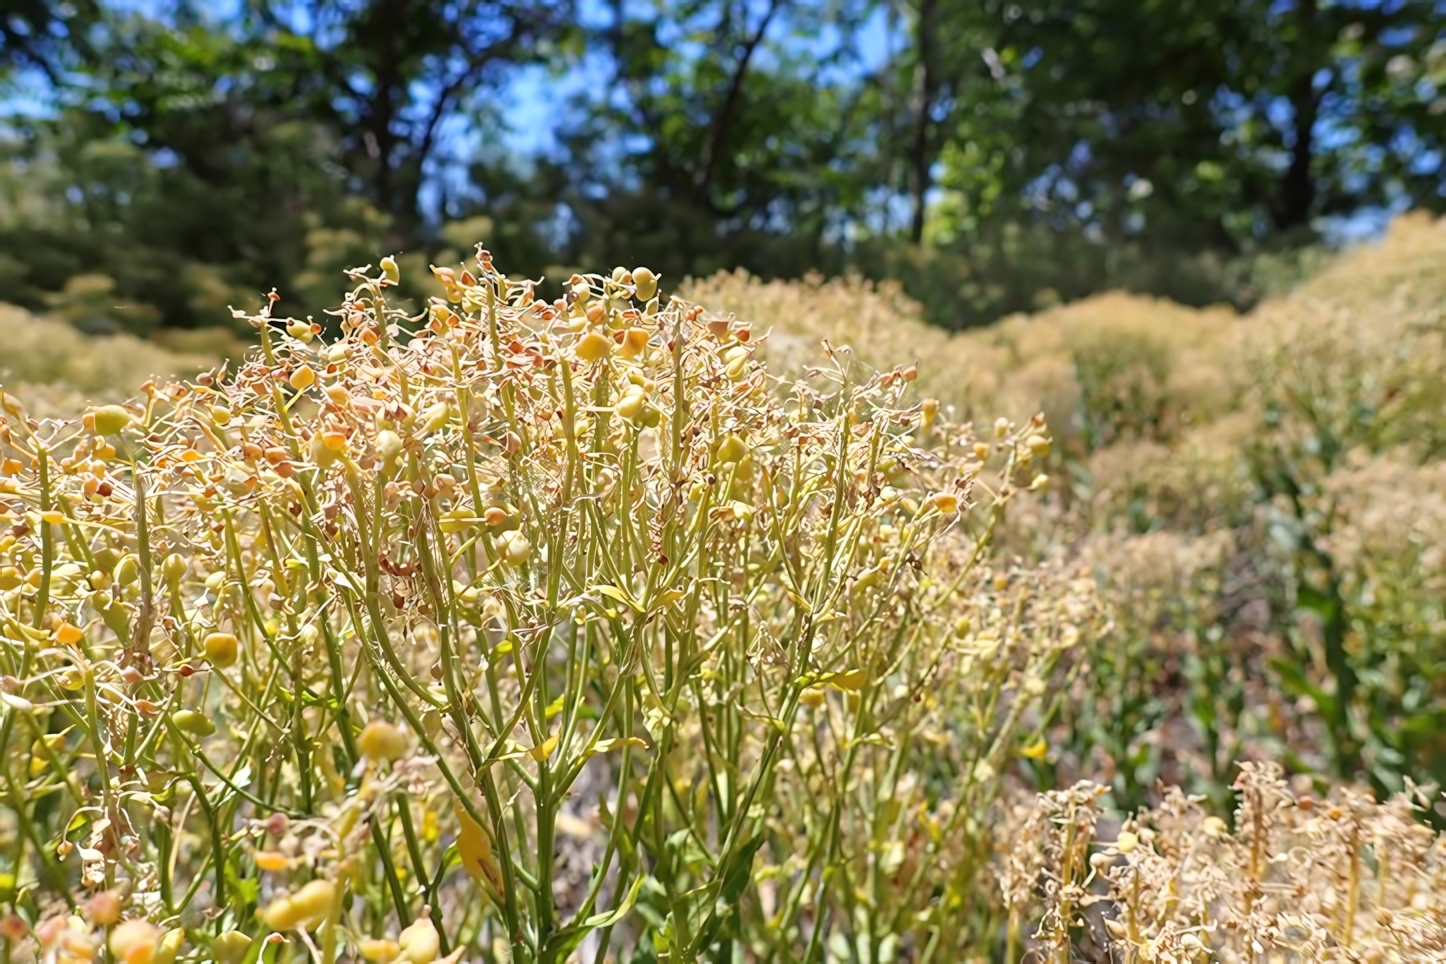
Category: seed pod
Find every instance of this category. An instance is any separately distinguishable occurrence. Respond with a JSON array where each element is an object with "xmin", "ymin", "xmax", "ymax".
[
  {"xmin": 930, "ymin": 492, "xmax": 959, "ymax": 514},
  {"xmin": 616, "ymin": 388, "xmax": 646, "ymax": 424},
  {"xmin": 357, "ymin": 939, "xmax": 400, "ymax": 962},
  {"xmin": 380, "ymin": 256, "xmax": 400, "ymax": 284},
  {"xmin": 171, "ymin": 710, "xmax": 216, "ymax": 737},
  {"xmin": 211, "ymin": 931, "xmax": 252, "ymax": 964},
  {"xmin": 289, "ymin": 365, "xmax": 316, "ymax": 391},
  {"xmin": 454, "ymin": 802, "xmax": 502, "ymax": 889},
  {"xmin": 115, "ymin": 553, "xmax": 141, "ymax": 587},
  {"xmin": 632, "ymin": 267, "xmax": 658, "ymax": 302},
  {"xmin": 715, "ymin": 433, "xmax": 747, "ymax": 465},
  {"xmin": 420, "ymin": 402, "xmax": 452, "ymax": 435},
  {"xmin": 376, "ymin": 429, "xmax": 404, "ymax": 467},
  {"xmin": 309, "ymin": 432, "xmax": 341, "ymax": 469},
  {"xmin": 91, "ymin": 405, "xmax": 133, "ymax": 437},
  {"xmin": 358, "ymin": 720, "xmax": 408, "ymax": 762},
  {"xmin": 576, "ymin": 331, "xmax": 611, "ymax": 363},
  {"xmin": 396, "ymin": 914, "xmax": 440, "ymax": 964},
  {"xmin": 161, "ymin": 552, "xmax": 187, "ymax": 586},
  {"xmin": 0, "ymin": 567, "xmax": 23, "ymax": 591},
  {"xmin": 617, "ymin": 327, "xmax": 650, "ymax": 360},
  {"xmin": 152, "ymin": 928, "xmax": 184, "ymax": 964},
  {"xmin": 204, "ymin": 632, "xmax": 239, "ymax": 669},
  {"xmin": 499, "ymin": 531, "xmax": 532, "ymax": 566},
  {"xmin": 1025, "ymin": 433, "xmax": 1051, "ymax": 458},
  {"xmin": 109, "ymin": 920, "xmax": 162, "ymax": 964},
  {"xmin": 288, "ymin": 879, "xmax": 336, "ymax": 928}
]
